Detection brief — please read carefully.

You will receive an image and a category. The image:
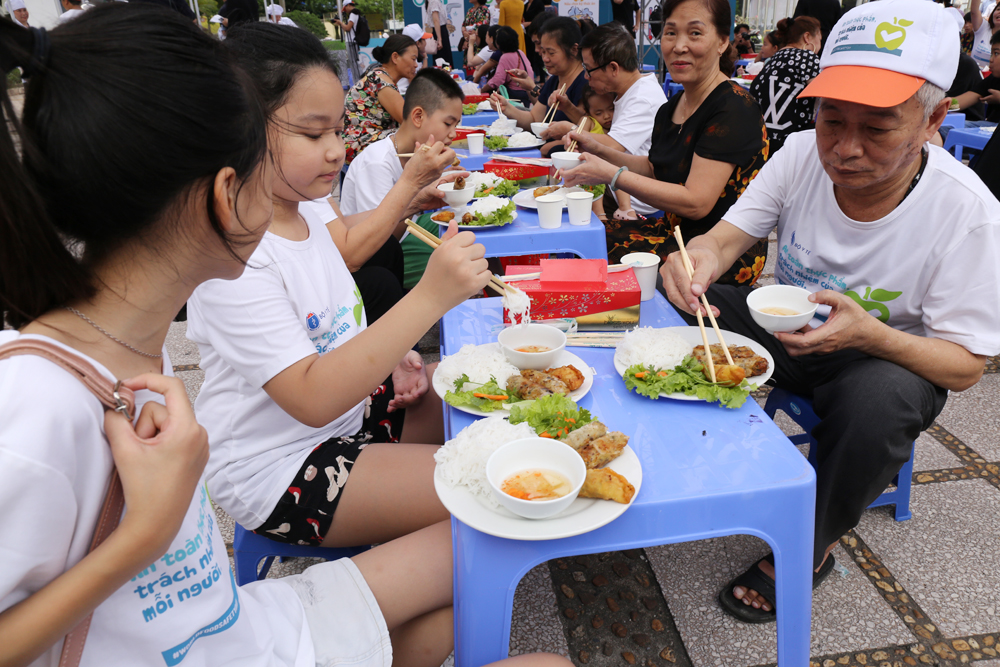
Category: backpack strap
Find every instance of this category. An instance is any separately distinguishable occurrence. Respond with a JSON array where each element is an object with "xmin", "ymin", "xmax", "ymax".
[{"xmin": 0, "ymin": 339, "xmax": 134, "ymax": 667}]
